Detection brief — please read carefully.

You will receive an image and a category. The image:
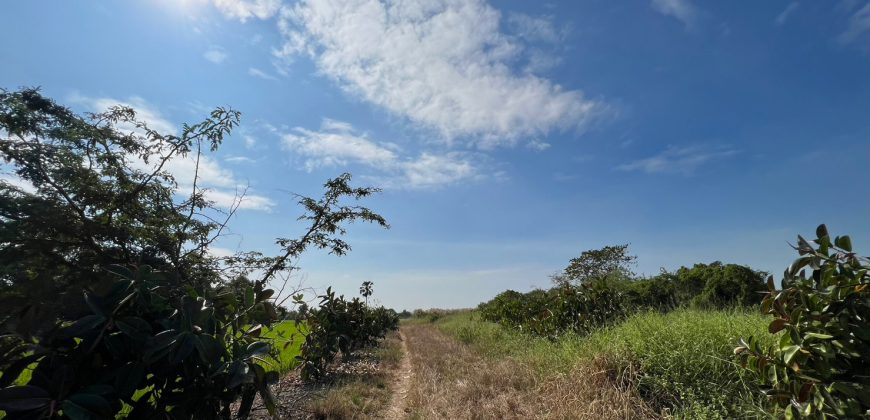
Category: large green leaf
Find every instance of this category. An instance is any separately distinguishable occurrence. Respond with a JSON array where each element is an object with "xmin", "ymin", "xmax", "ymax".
[{"xmin": 0, "ymin": 385, "xmax": 50, "ymax": 412}]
